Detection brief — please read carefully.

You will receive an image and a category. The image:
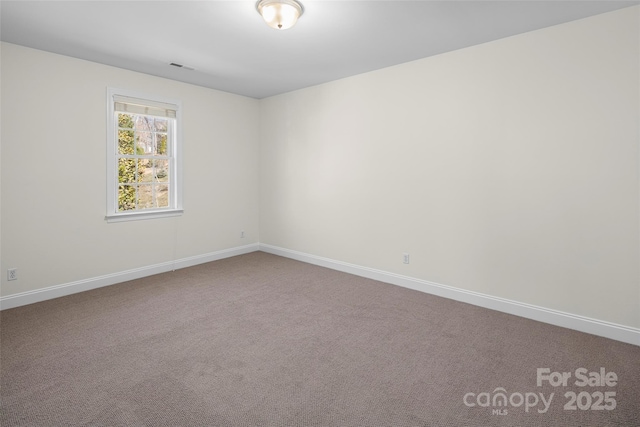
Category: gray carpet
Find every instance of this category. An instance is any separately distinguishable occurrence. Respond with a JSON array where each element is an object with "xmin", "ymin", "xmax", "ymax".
[{"xmin": 1, "ymin": 251, "xmax": 638, "ymax": 426}]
